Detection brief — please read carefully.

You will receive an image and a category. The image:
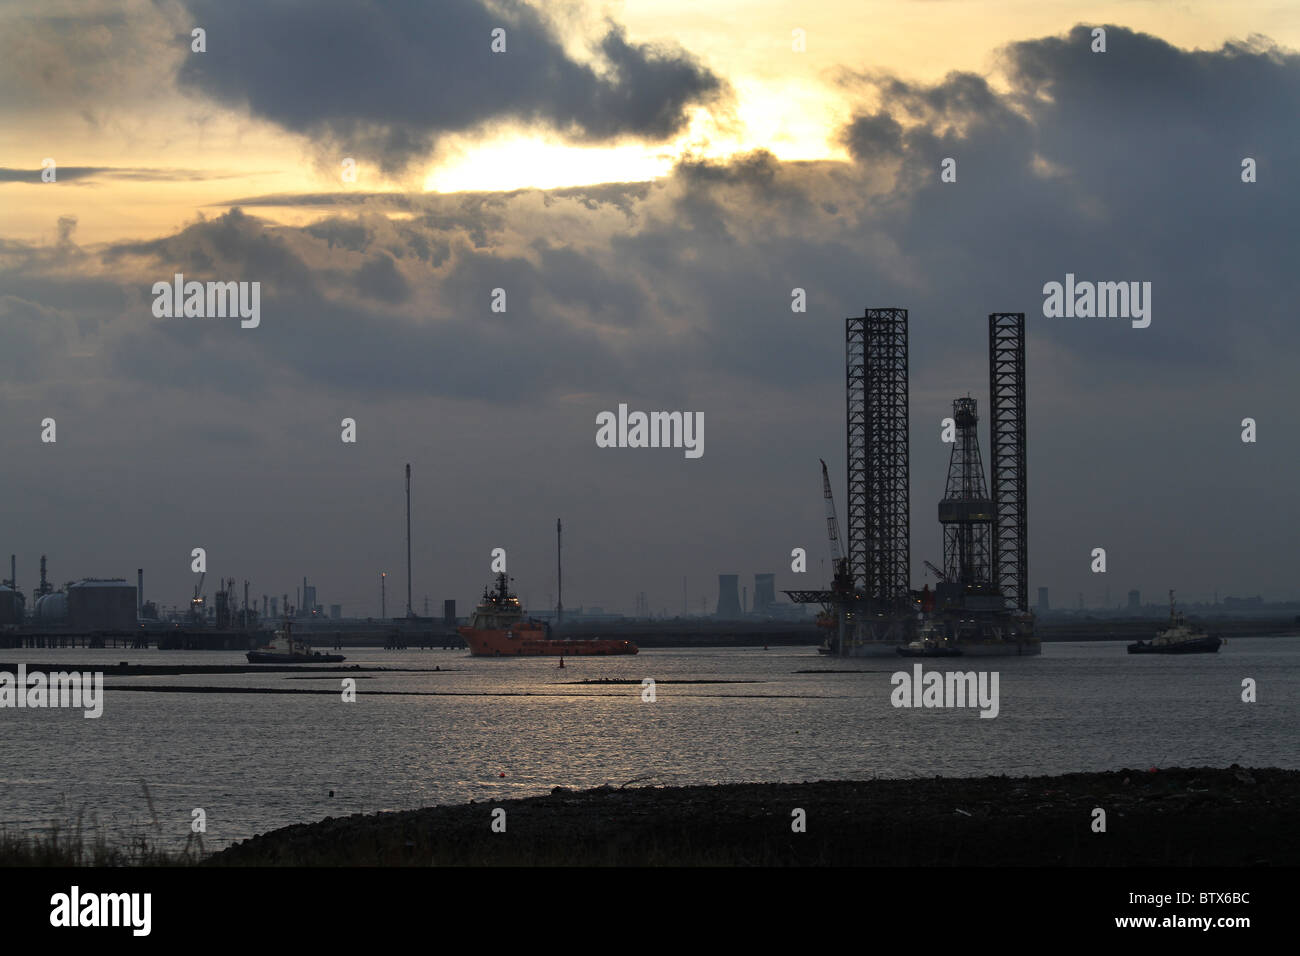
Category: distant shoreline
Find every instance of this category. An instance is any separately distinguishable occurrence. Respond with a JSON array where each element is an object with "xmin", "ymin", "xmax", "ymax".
[
  {"xmin": 208, "ymin": 766, "xmax": 1299, "ymax": 866},
  {"xmin": 3, "ymin": 619, "xmax": 1297, "ymax": 653}
]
